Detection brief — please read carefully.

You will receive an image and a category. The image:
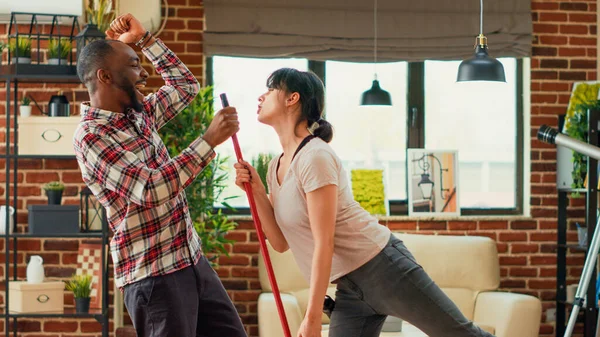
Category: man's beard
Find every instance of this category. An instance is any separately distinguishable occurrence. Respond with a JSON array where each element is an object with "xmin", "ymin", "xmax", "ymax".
[{"xmin": 117, "ymin": 77, "xmax": 143, "ymax": 112}]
